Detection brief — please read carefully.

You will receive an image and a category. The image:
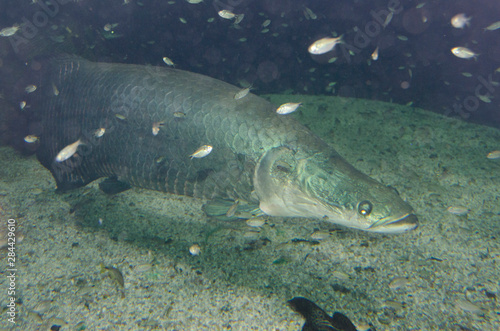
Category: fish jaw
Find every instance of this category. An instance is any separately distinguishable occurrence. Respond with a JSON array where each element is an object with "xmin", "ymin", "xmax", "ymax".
[
  {"xmin": 253, "ymin": 146, "xmax": 418, "ymax": 234},
  {"xmin": 367, "ymin": 213, "xmax": 418, "ymax": 233}
]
